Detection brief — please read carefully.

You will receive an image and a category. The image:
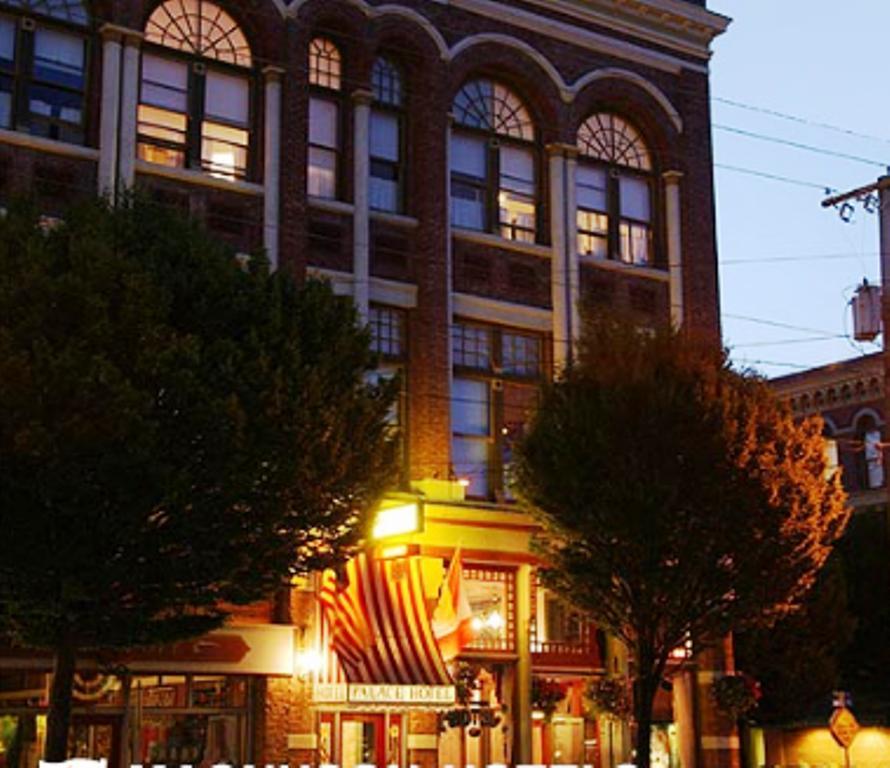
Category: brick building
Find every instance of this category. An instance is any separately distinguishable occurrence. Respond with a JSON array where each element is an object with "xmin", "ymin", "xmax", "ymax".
[
  {"xmin": 0, "ymin": 0, "xmax": 734, "ymax": 767},
  {"xmin": 758, "ymin": 356, "xmax": 890, "ymax": 767}
]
